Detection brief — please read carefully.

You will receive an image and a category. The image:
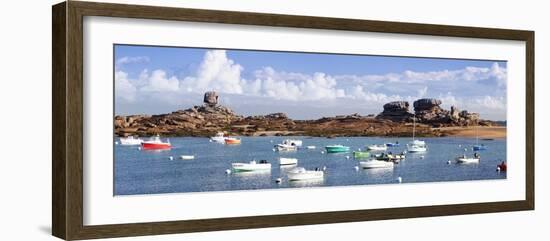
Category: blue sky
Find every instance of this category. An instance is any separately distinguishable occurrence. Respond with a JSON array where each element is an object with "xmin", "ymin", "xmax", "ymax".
[{"xmin": 114, "ymin": 45, "xmax": 507, "ymax": 120}]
